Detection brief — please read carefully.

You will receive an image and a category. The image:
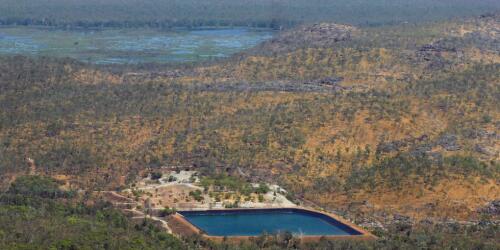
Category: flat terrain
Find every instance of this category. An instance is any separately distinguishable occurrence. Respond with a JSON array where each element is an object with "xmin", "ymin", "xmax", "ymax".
[
  {"xmin": 1, "ymin": 0, "xmax": 499, "ymax": 27},
  {"xmin": 0, "ymin": 27, "xmax": 273, "ymax": 63},
  {"xmin": 123, "ymin": 170, "xmax": 295, "ymax": 211}
]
